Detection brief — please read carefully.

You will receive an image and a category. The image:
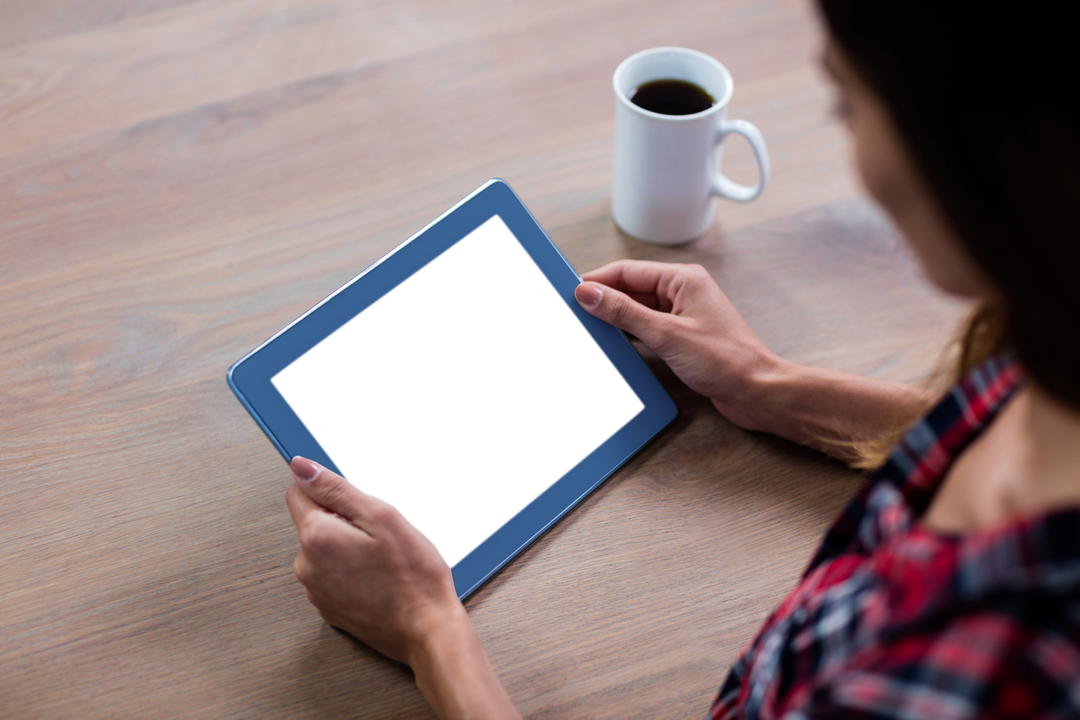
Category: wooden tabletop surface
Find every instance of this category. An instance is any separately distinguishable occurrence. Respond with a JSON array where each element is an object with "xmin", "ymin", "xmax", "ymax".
[{"xmin": 0, "ymin": 1, "xmax": 966, "ymax": 718}]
